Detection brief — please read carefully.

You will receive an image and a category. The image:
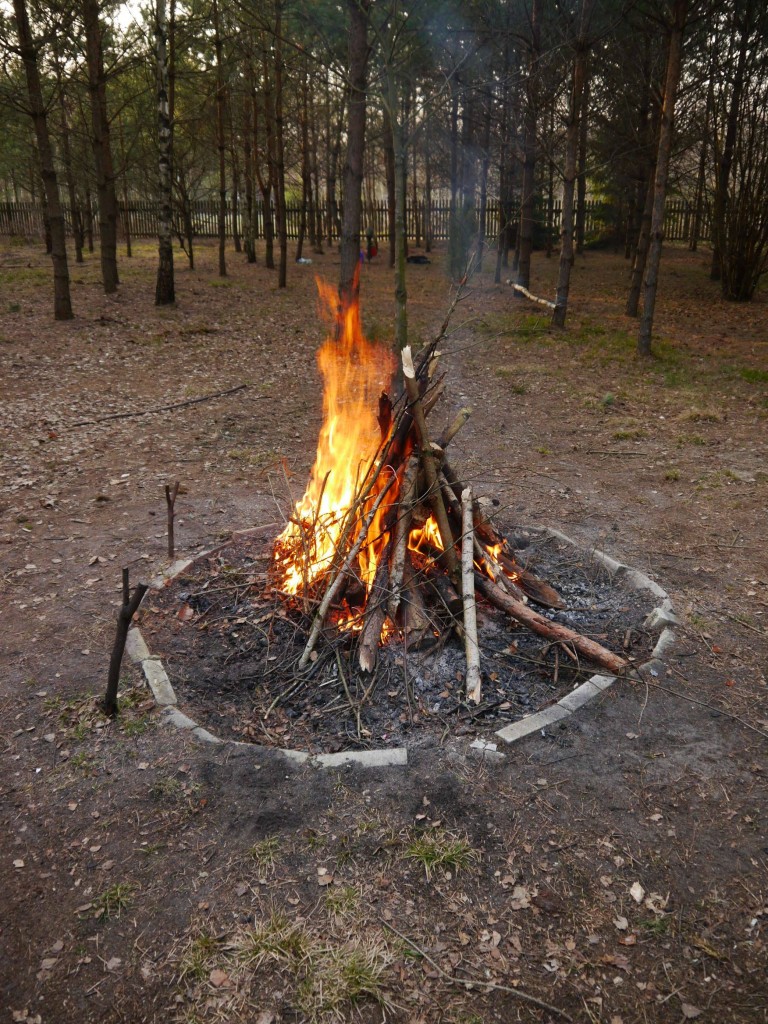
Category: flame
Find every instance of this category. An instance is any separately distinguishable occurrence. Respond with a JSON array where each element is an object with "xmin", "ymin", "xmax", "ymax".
[{"xmin": 274, "ymin": 279, "xmax": 396, "ymax": 596}]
